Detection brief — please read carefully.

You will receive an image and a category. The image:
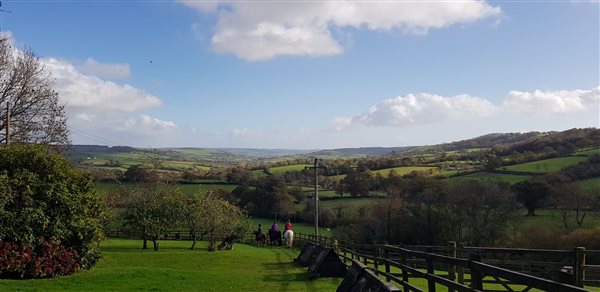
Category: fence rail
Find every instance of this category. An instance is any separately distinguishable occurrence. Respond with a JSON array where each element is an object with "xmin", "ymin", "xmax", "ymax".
[{"xmin": 296, "ymin": 233, "xmax": 595, "ymax": 291}]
